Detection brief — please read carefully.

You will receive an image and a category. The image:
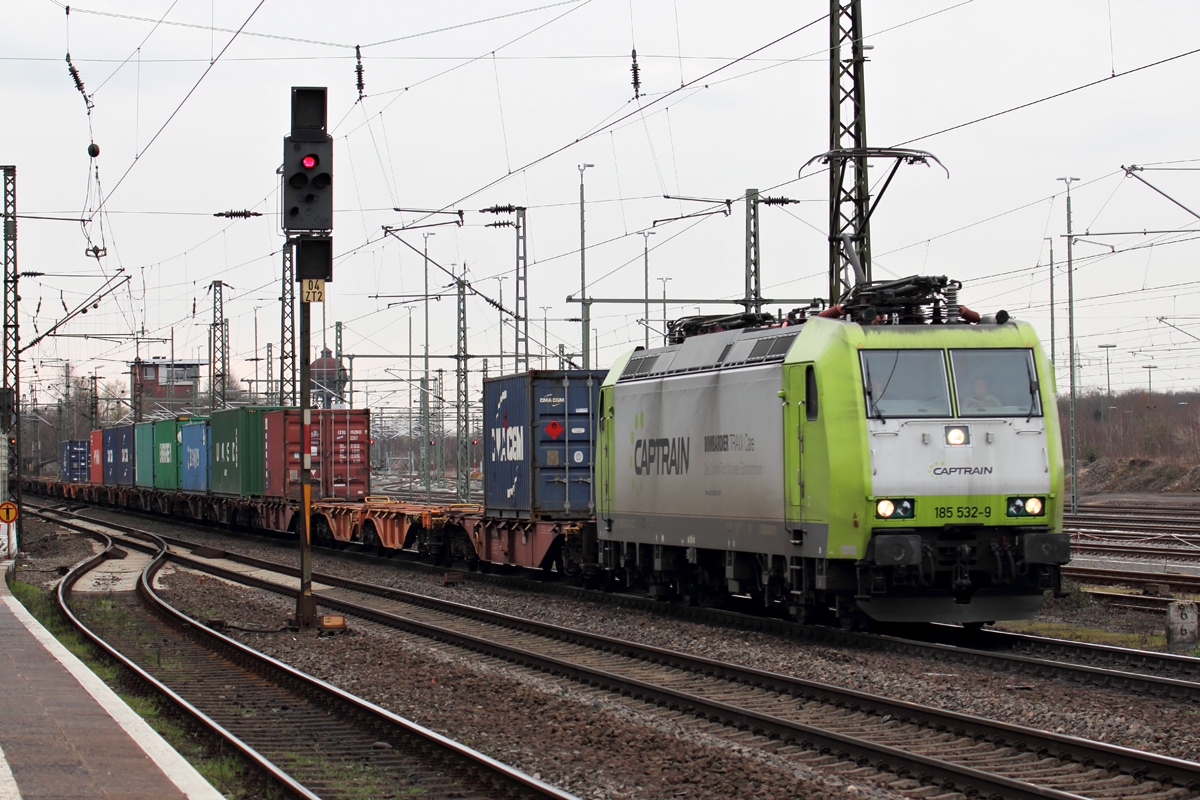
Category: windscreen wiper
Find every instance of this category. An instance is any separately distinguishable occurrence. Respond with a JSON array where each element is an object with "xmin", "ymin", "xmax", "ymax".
[
  {"xmin": 1025, "ymin": 355, "xmax": 1039, "ymax": 423},
  {"xmin": 863, "ymin": 359, "xmax": 886, "ymax": 423}
]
